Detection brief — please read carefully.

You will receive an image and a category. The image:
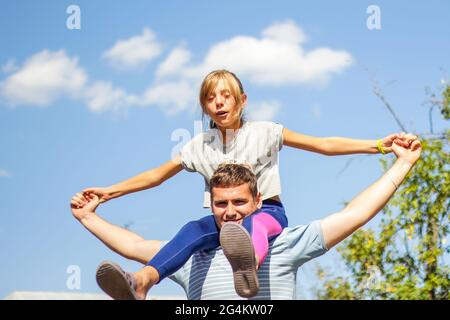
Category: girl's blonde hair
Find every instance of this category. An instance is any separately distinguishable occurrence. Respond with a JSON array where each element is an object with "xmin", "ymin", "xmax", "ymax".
[{"xmin": 199, "ymin": 70, "xmax": 245, "ymax": 128}]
